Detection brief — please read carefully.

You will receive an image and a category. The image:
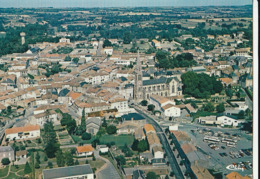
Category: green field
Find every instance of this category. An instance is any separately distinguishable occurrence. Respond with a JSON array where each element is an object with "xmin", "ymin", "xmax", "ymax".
[
  {"xmin": 0, "ymin": 166, "xmax": 9, "ymax": 178},
  {"xmin": 99, "ymin": 134, "xmax": 134, "ymax": 147}
]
